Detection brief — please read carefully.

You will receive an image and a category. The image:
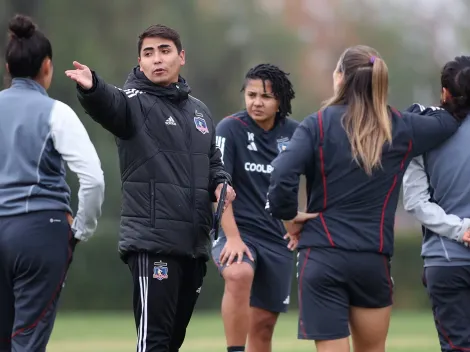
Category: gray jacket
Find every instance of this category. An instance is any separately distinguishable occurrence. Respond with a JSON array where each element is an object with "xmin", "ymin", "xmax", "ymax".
[
  {"xmin": 0, "ymin": 78, "xmax": 105, "ymax": 240},
  {"xmin": 403, "ymin": 106, "xmax": 470, "ymax": 267}
]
